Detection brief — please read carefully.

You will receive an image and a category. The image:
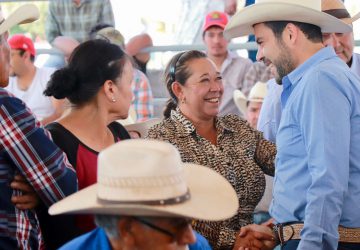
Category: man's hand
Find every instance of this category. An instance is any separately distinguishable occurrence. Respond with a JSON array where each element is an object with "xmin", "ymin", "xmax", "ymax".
[
  {"xmin": 11, "ymin": 174, "xmax": 40, "ymax": 210},
  {"xmin": 234, "ymin": 224, "xmax": 277, "ymax": 250}
]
